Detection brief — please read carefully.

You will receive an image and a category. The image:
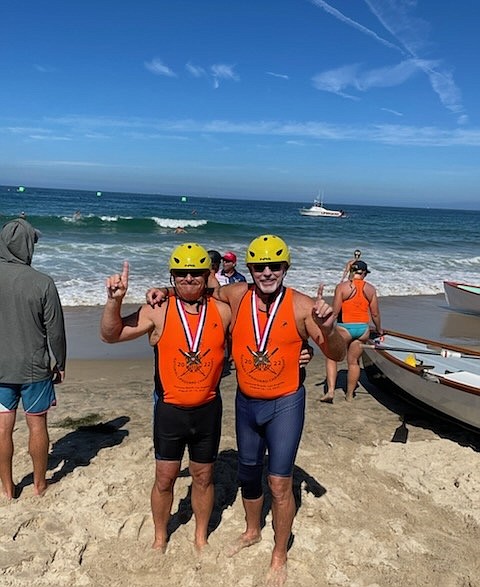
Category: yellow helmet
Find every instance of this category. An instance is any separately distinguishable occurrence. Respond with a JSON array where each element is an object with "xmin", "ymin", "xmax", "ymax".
[
  {"xmin": 245, "ymin": 234, "xmax": 291, "ymax": 266},
  {"xmin": 169, "ymin": 243, "xmax": 211, "ymax": 271}
]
